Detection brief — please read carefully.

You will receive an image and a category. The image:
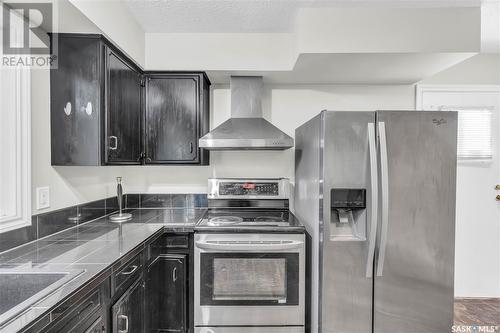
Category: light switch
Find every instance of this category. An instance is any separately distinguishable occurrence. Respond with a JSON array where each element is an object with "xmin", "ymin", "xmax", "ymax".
[{"xmin": 36, "ymin": 187, "xmax": 50, "ymax": 210}]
